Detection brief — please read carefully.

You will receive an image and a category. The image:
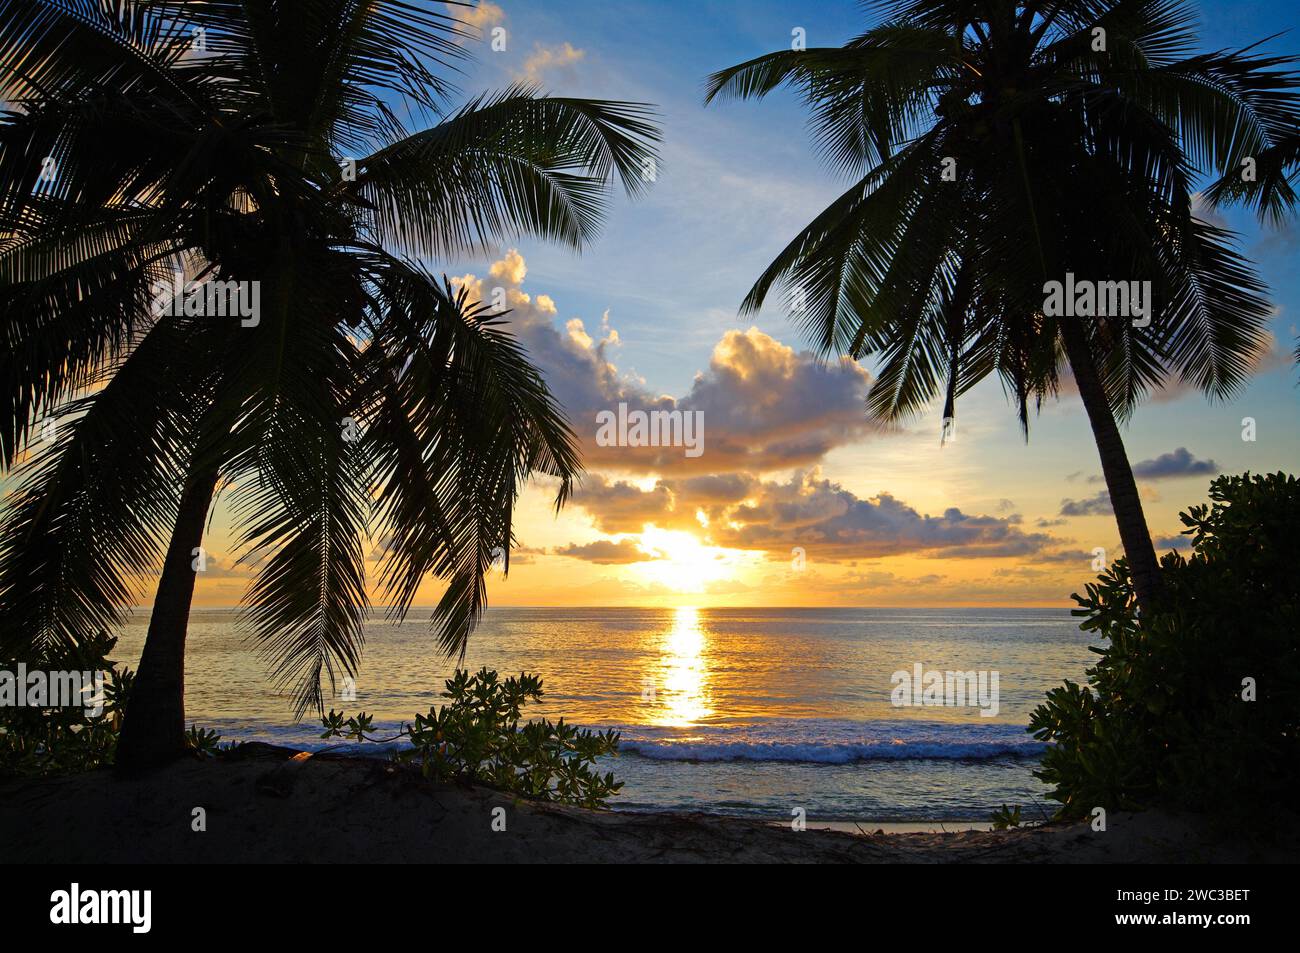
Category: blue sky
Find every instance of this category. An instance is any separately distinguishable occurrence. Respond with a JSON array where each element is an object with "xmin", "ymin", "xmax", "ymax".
[{"xmin": 443, "ymin": 0, "xmax": 1300, "ymax": 385}]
